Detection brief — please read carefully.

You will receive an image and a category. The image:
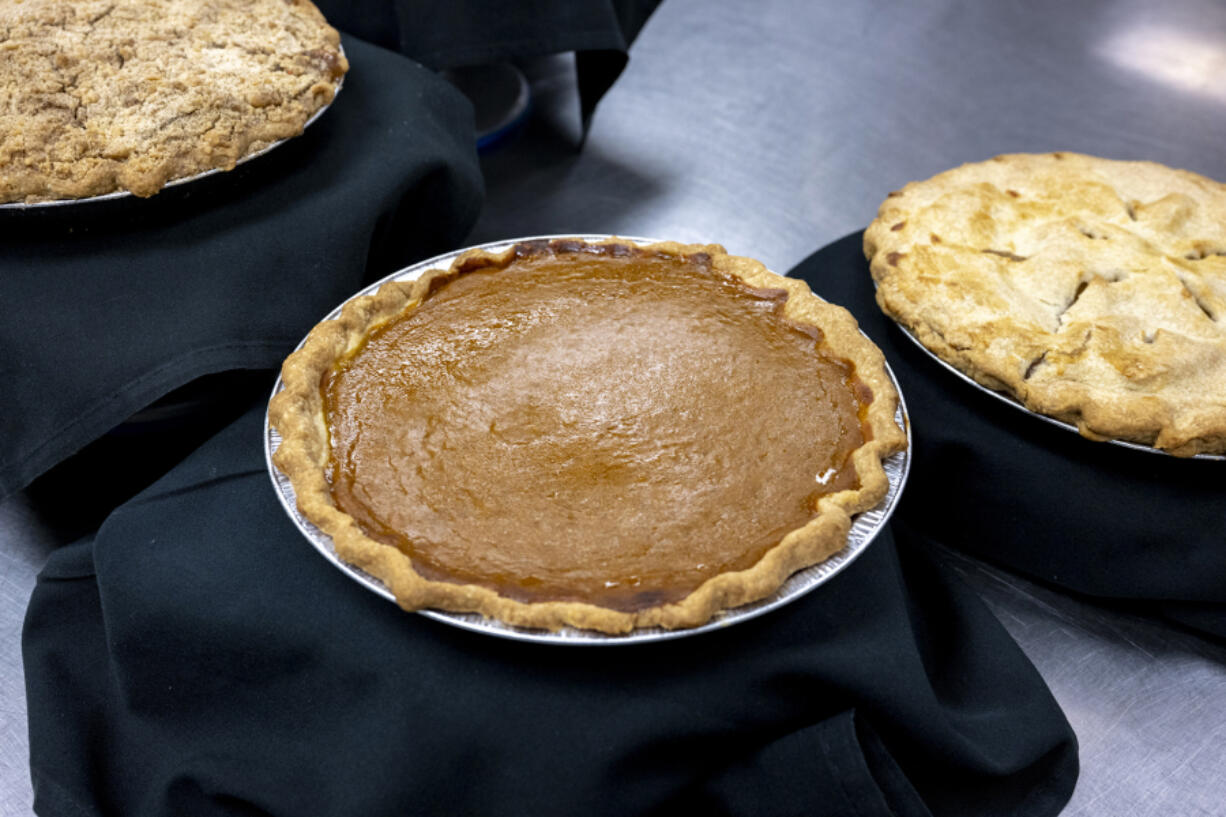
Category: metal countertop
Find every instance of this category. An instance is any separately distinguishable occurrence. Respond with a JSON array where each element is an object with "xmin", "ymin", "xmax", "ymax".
[
  {"xmin": 475, "ymin": 2, "xmax": 1226, "ymax": 814},
  {"xmin": 3, "ymin": 1, "xmax": 1225, "ymax": 814}
]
